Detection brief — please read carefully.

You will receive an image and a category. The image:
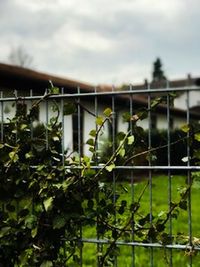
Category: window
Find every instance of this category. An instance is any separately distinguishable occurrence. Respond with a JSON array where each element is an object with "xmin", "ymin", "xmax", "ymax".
[
  {"xmin": 72, "ymin": 109, "xmax": 83, "ymax": 153},
  {"xmin": 170, "ymin": 117, "xmax": 174, "ymax": 129},
  {"xmin": 151, "ymin": 114, "xmax": 157, "ymax": 129},
  {"xmin": 16, "ymin": 101, "xmax": 27, "ymax": 117}
]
